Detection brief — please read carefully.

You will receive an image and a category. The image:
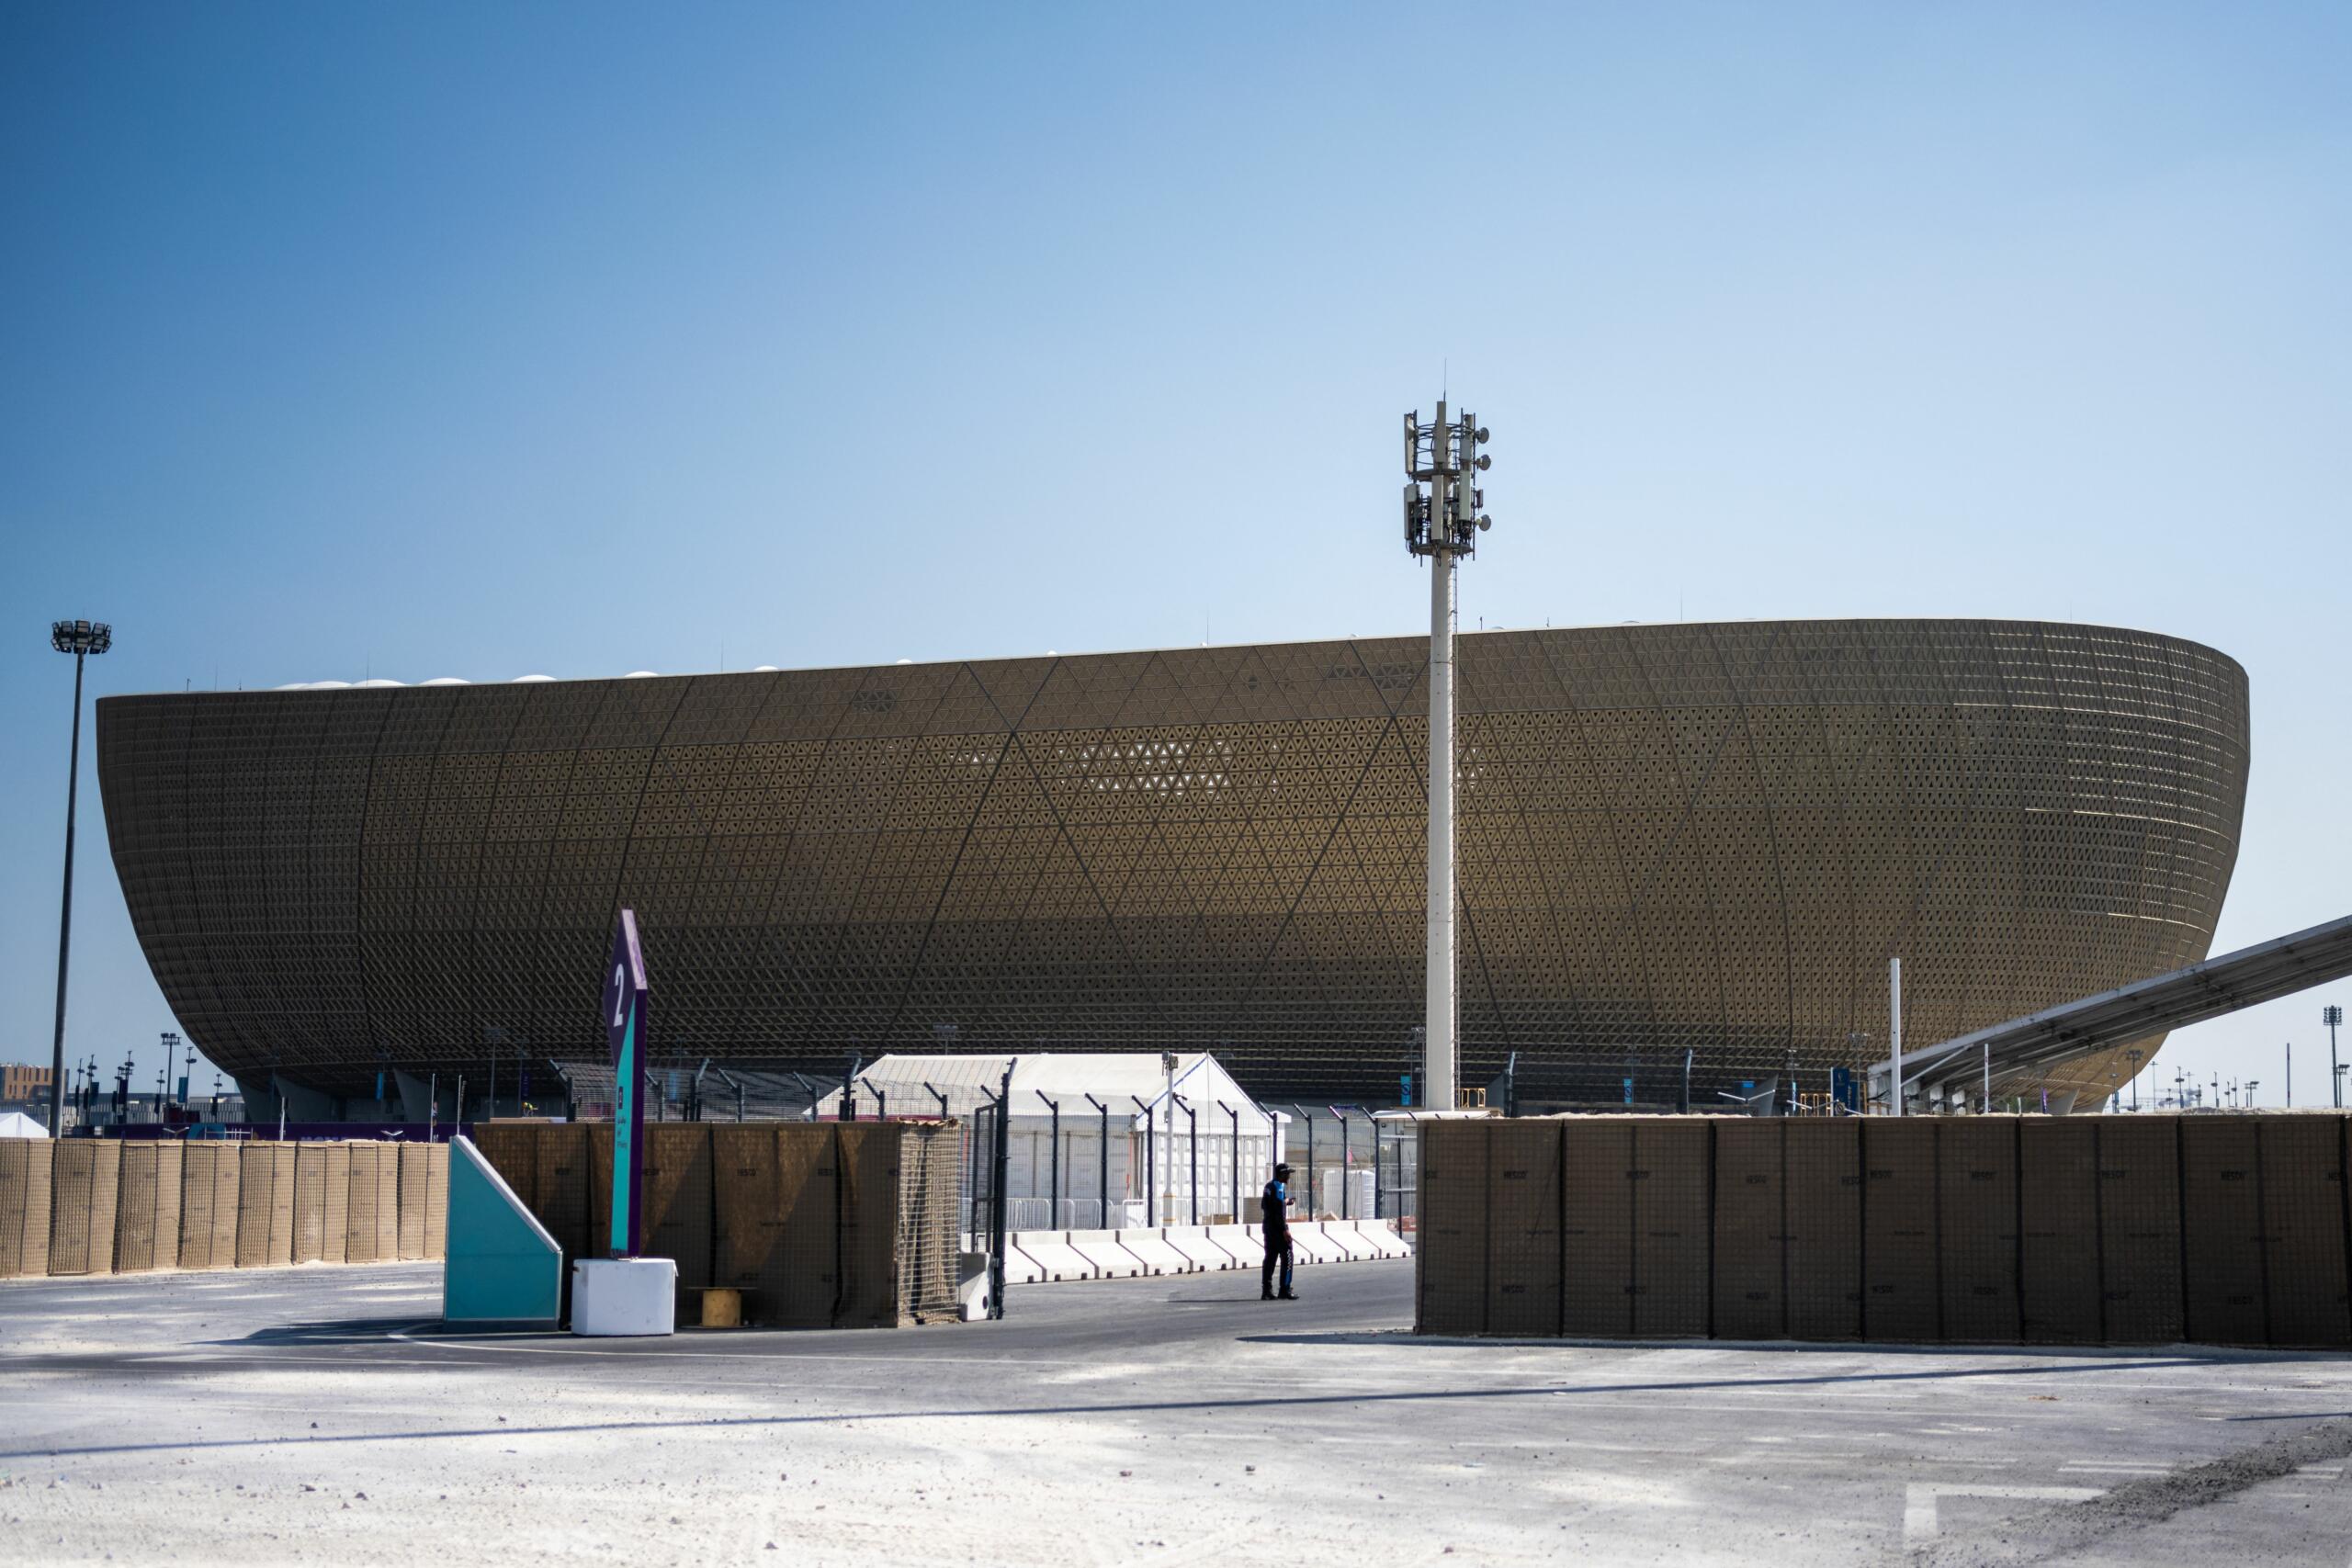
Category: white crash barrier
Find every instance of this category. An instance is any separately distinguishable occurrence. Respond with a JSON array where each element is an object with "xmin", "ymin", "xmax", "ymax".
[
  {"xmin": 1066, "ymin": 1230, "xmax": 1146, "ymax": 1278},
  {"xmin": 1285, "ymin": 1224, "xmax": 1348, "ymax": 1264},
  {"xmin": 1242, "ymin": 1224, "xmax": 1316, "ymax": 1267},
  {"xmin": 989, "ymin": 1220, "xmax": 1410, "ymax": 1284},
  {"xmin": 1160, "ymin": 1227, "xmax": 1232, "ymax": 1272},
  {"xmin": 1317, "ymin": 1222, "xmax": 1381, "ymax": 1261},
  {"xmin": 1232, "ymin": 1222, "xmax": 1307, "ymax": 1259},
  {"xmin": 1203, "ymin": 1224, "xmax": 1261, "ymax": 1266},
  {"xmin": 996, "ymin": 1247, "xmax": 1046, "ymax": 1285},
  {"xmin": 1116, "ymin": 1228, "xmax": 1193, "ymax": 1274},
  {"xmin": 1010, "ymin": 1231, "xmax": 1097, "ymax": 1282}
]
